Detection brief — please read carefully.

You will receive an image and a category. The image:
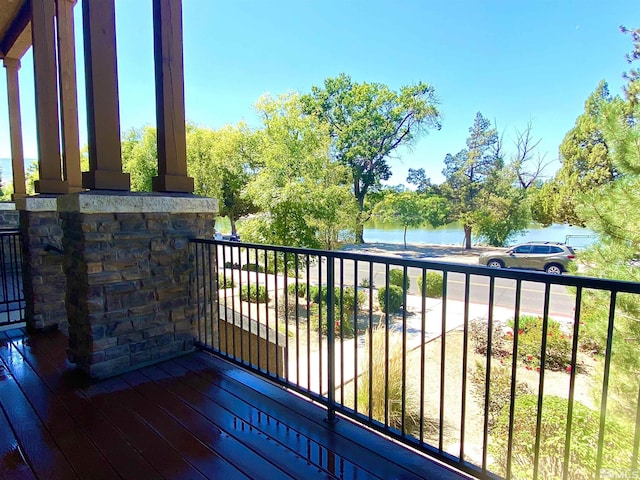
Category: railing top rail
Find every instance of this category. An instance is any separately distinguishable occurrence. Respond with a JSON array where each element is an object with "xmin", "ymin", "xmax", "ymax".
[{"xmin": 190, "ymin": 238, "xmax": 640, "ymax": 294}]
